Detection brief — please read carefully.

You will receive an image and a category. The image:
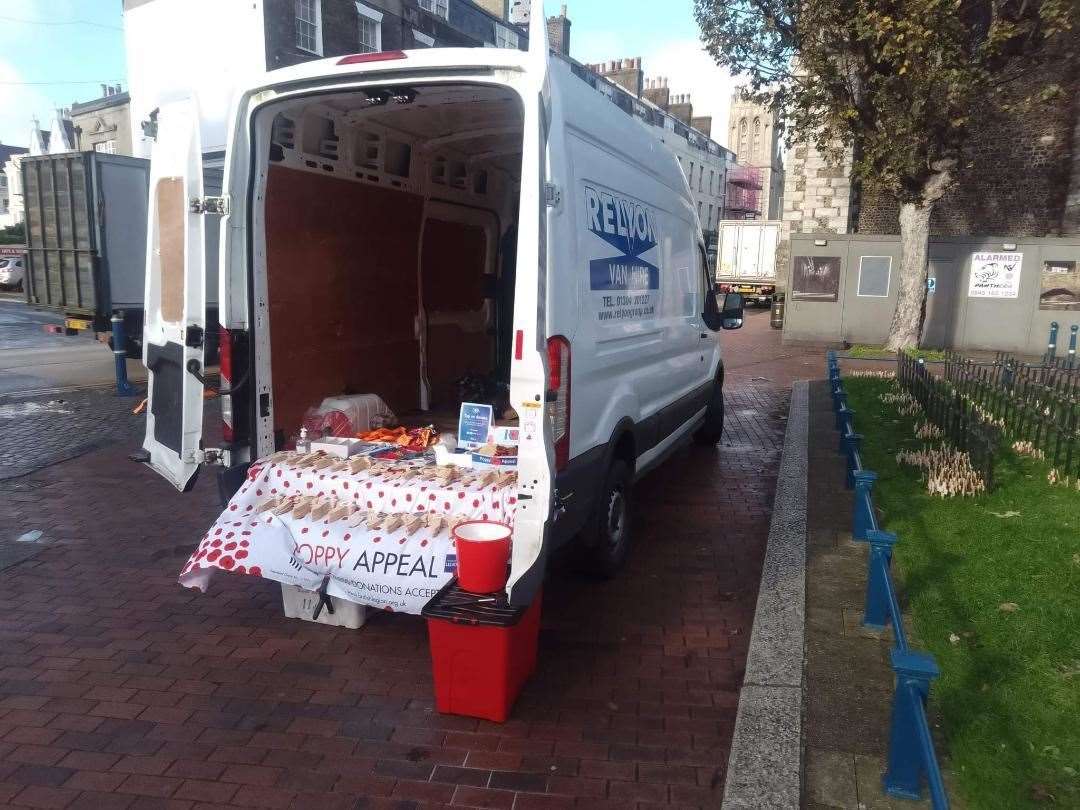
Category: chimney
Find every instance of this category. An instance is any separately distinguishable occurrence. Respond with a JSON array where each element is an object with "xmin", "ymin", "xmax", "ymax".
[{"xmin": 101, "ymin": 83, "xmax": 107, "ymax": 97}]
